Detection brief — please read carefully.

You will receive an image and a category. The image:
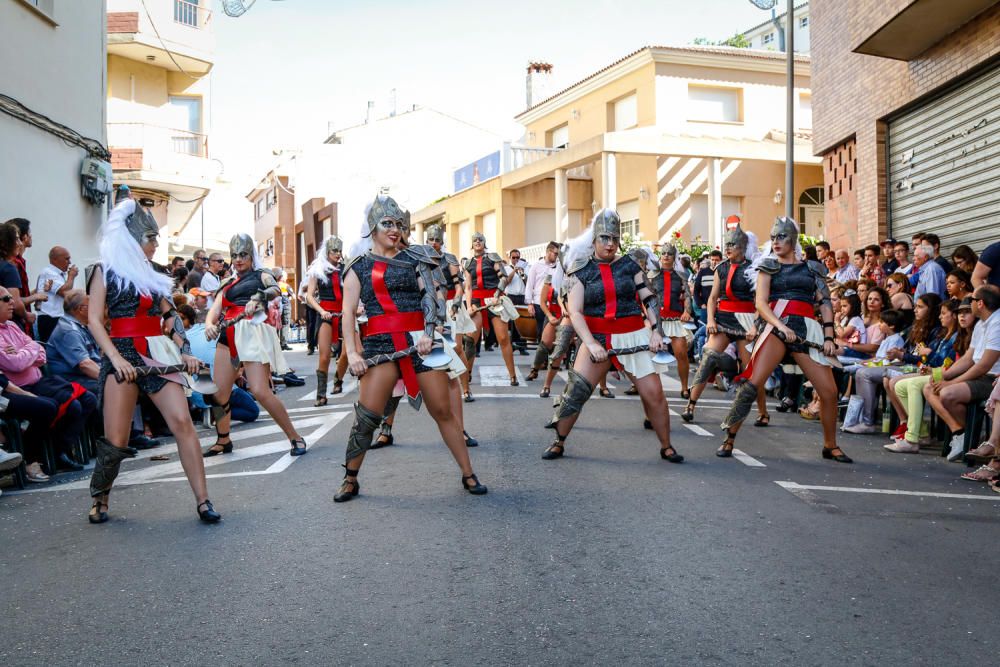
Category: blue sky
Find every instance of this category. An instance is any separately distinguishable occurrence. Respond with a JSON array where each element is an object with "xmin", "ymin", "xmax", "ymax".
[{"xmin": 210, "ymin": 0, "xmax": 783, "ymax": 183}]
